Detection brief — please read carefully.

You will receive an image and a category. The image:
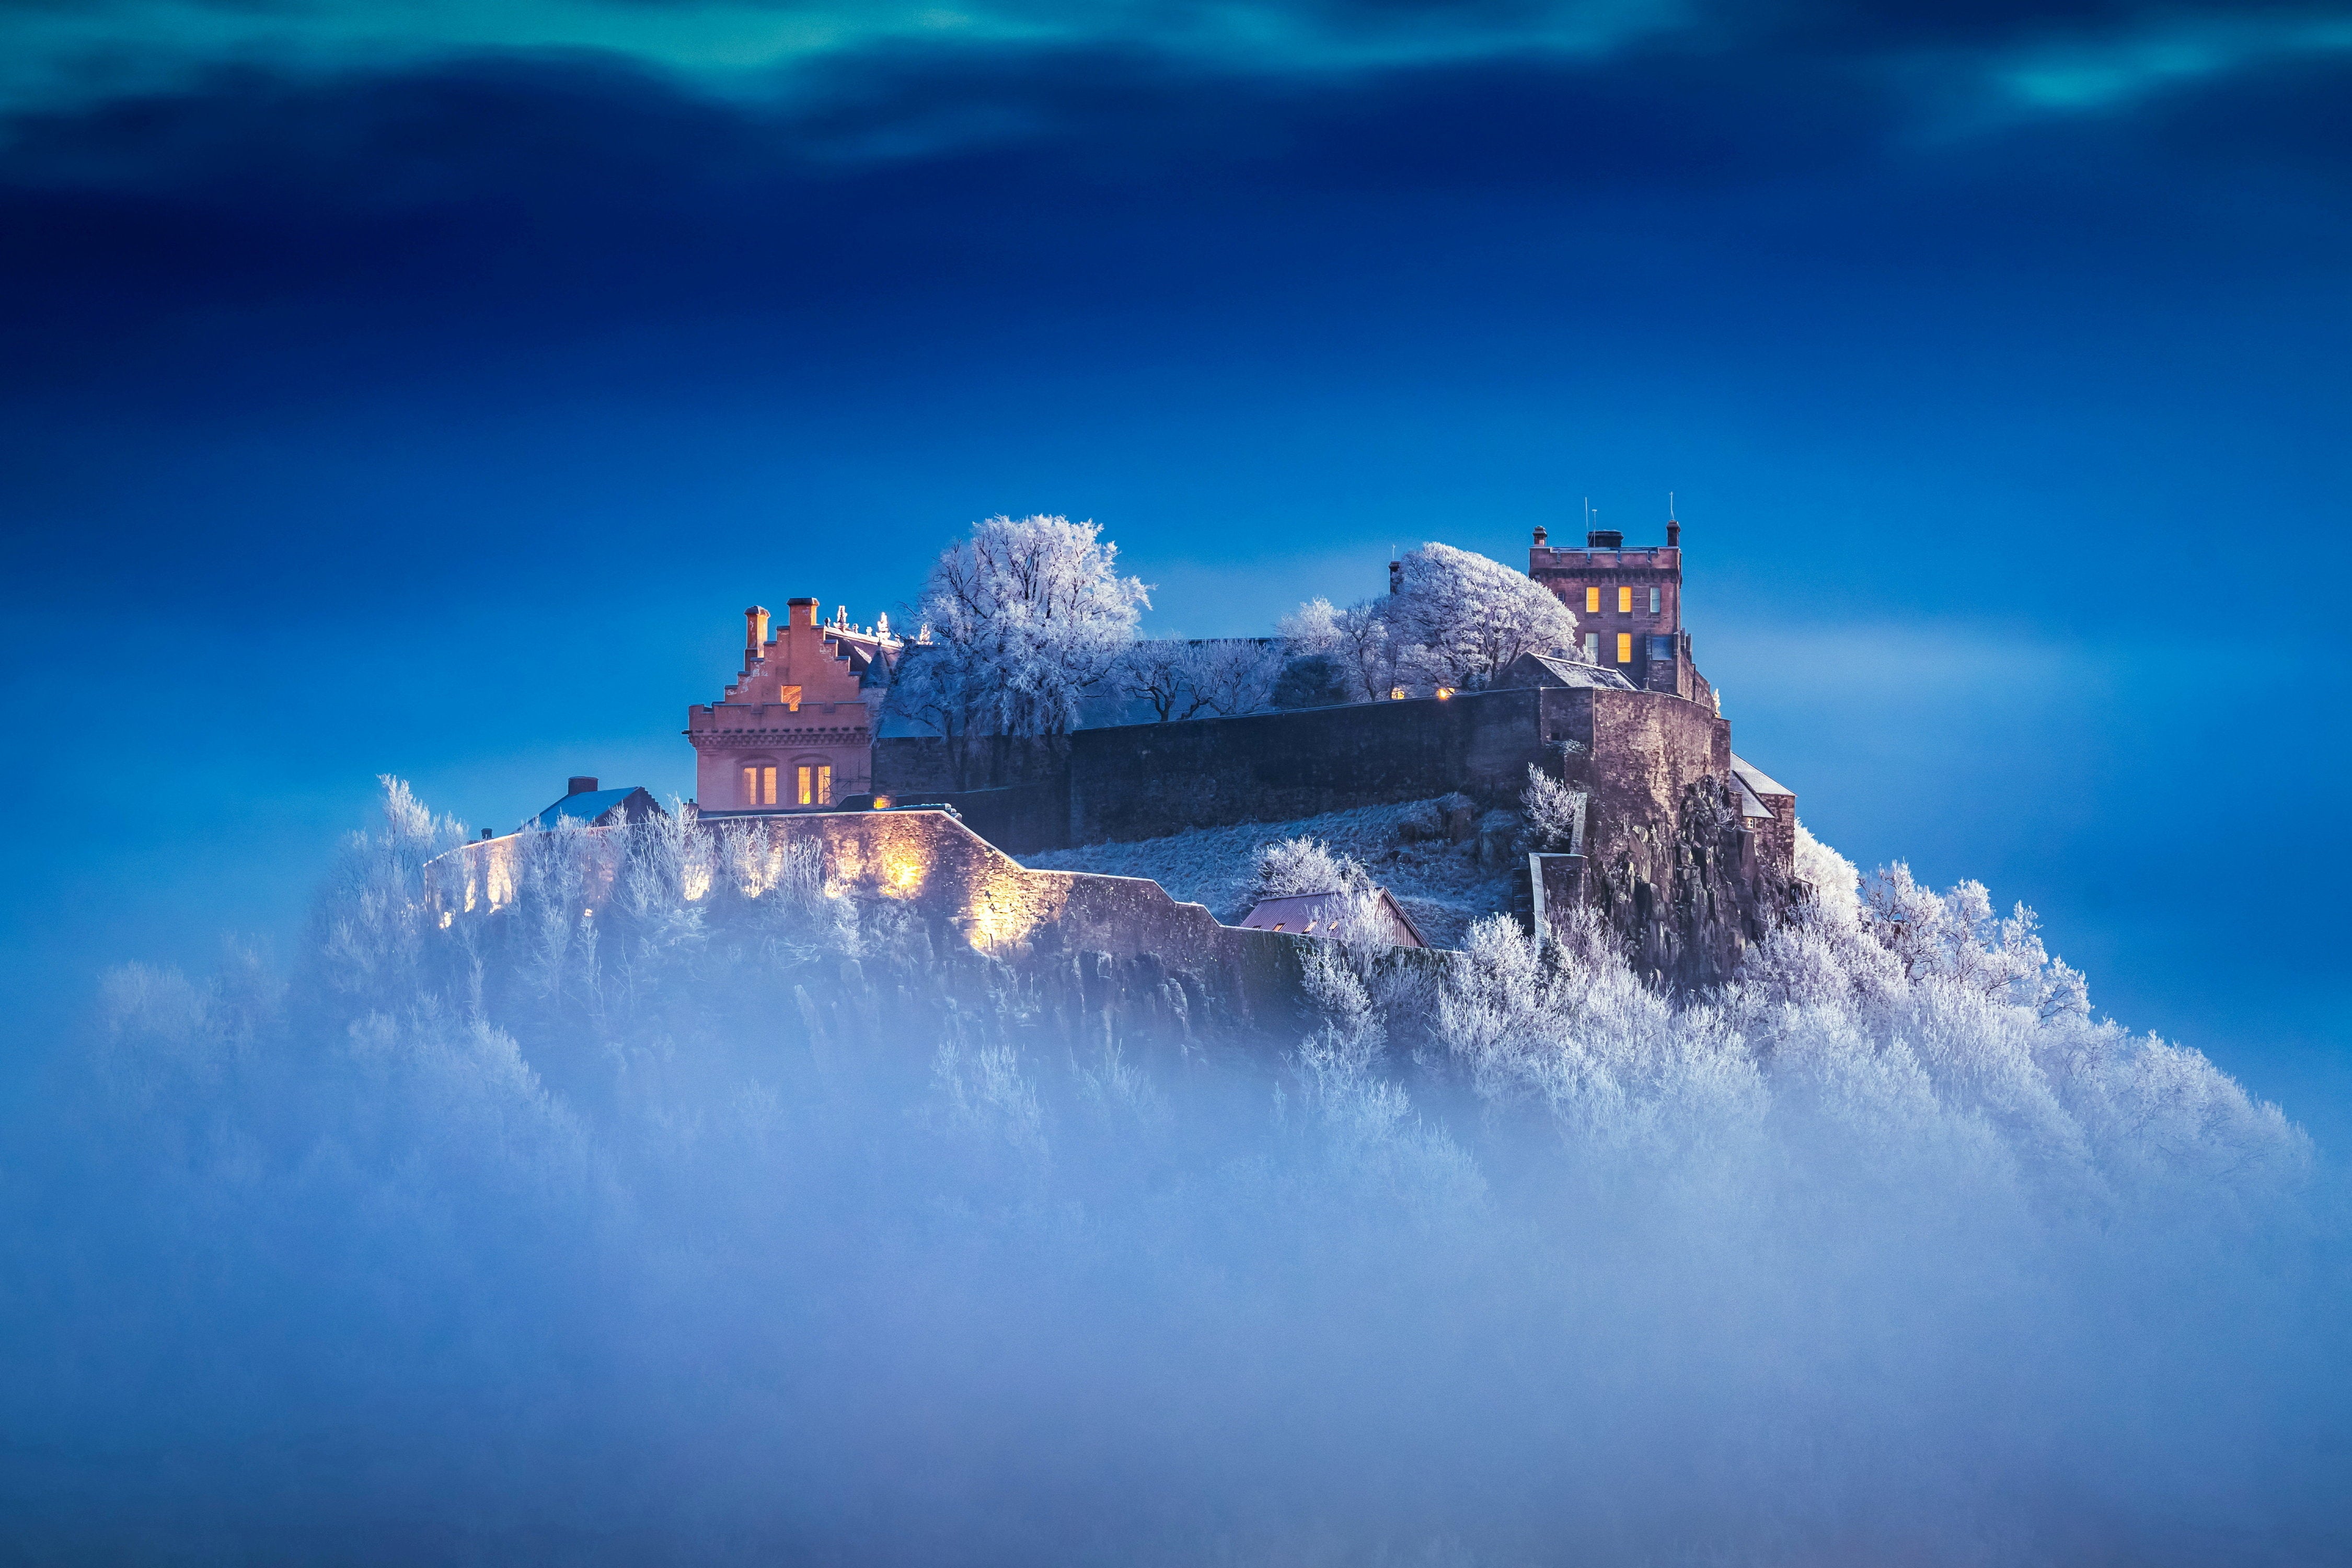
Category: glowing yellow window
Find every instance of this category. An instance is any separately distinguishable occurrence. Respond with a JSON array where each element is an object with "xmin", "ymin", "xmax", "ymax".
[
  {"xmin": 762, "ymin": 766, "xmax": 778, "ymax": 805},
  {"xmin": 796, "ymin": 765, "xmax": 813, "ymax": 805},
  {"xmin": 779, "ymin": 684, "xmax": 802, "ymax": 712},
  {"xmin": 1585, "ymin": 586, "xmax": 1600, "ymax": 613},
  {"xmin": 742, "ymin": 765, "xmax": 756, "ymax": 804},
  {"xmin": 816, "ymin": 765, "xmax": 832, "ymax": 805},
  {"xmin": 1616, "ymin": 633, "xmax": 1633, "ymax": 664},
  {"xmin": 1618, "ymin": 585, "xmax": 1633, "ymax": 614}
]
